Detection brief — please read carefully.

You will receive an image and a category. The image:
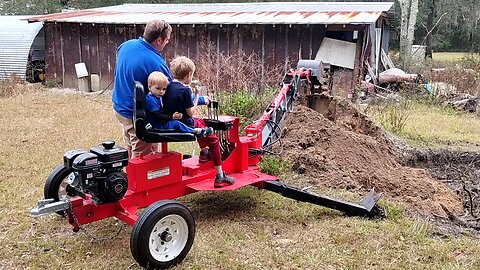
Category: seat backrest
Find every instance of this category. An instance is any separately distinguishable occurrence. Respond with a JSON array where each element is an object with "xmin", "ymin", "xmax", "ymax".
[
  {"xmin": 133, "ymin": 81, "xmax": 196, "ymax": 143},
  {"xmin": 133, "ymin": 81, "xmax": 149, "ymax": 139}
]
